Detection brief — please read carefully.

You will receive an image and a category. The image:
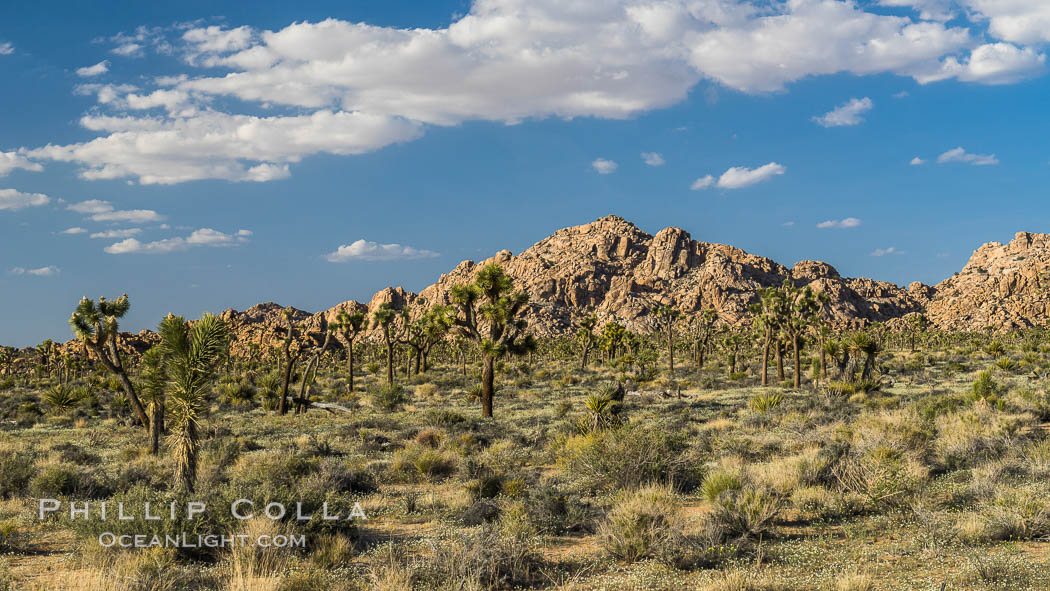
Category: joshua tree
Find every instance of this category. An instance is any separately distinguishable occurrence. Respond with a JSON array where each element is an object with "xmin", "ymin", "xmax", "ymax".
[
  {"xmin": 906, "ymin": 313, "xmax": 926, "ymax": 352},
  {"xmin": 576, "ymin": 314, "xmax": 598, "ymax": 370},
  {"xmin": 277, "ymin": 309, "xmax": 304, "ymax": 415},
  {"xmin": 69, "ymin": 295, "xmax": 150, "ymax": 428},
  {"xmin": 688, "ymin": 309, "xmax": 718, "ymax": 369},
  {"xmin": 850, "ymin": 332, "xmax": 883, "ymax": 382},
  {"xmin": 751, "ymin": 287, "xmax": 786, "ymax": 387},
  {"xmin": 139, "ymin": 346, "xmax": 167, "ymax": 455},
  {"xmin": 650, "ymin": 305, "xmax": 681, "ymax": 373},
  {"xmin": 295, "ymin": 318, "xmax": 334, "ymax": 414},
  {"xmin": 400, "ymin": 304, "xmax": 454, "ymax": 375},
  {"xmin": 156, "ymin": 313, "xmax": 229, "ymax": 493},
  {"xmin": 373, "ymin": 302, "xmax": 407, "ymax": 388},
  {"xmin": 778, "ymin": 281, "xmax": 822, "ymax": 389},
  {"xmin": 332, "ymin": 308, "xmax": 368, "ymax": 392},
  {"xmin": 720, "ymin": 329, "xmax": 745, "ymax": 376},
  {"xmin": 450, "ymin": 263, "xmax": 535, "ymax": 418},
  {"xmin": 599, "ymin": 321, "xmax": 627, "ymax": 364}
]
